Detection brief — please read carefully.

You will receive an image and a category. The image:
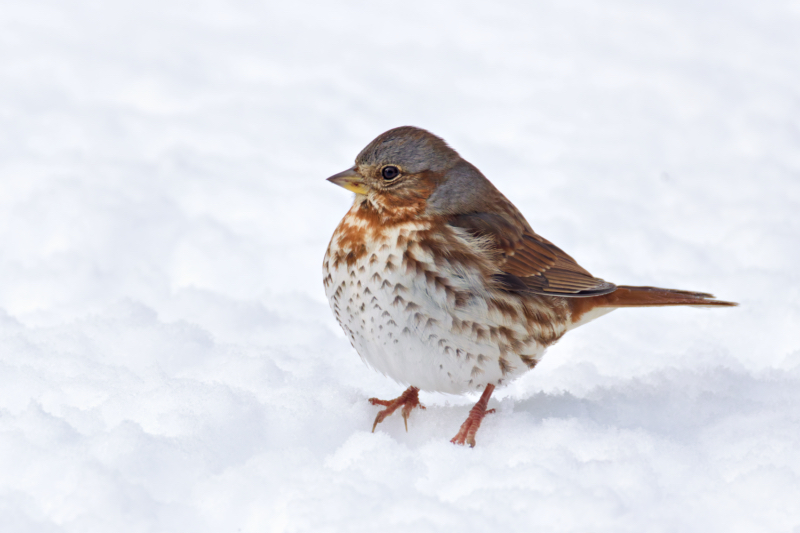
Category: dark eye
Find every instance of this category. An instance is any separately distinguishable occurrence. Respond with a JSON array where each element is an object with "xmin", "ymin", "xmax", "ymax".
[{"xmin": 381, "ymin": 166, "xmax": 400, "ymax": 181}]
